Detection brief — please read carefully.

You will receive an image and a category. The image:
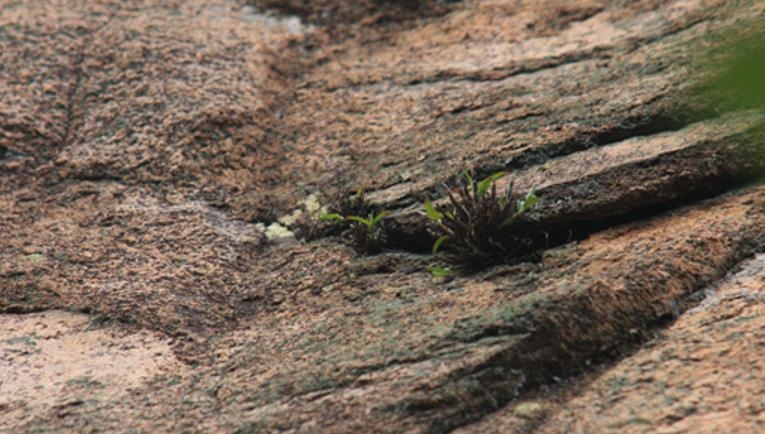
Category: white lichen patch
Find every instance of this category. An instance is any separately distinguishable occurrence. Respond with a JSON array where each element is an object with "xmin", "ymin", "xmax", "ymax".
[
  {"xmin": 304, "ymin": 193, "xmax": 327, "ymax": 215},
  {"xmin": 264, "ymin": 222, "xmax": 295, "ymax": 240},
  {"xmin": 278, "ymin": 209, "xmax": 303, "ymax": 227},
  {"xmin": 258, "ymin": 193, "xmax": 329, "ymax": 241},
  {"xmin": 276, "ymin": 193, "xmax": 329, "ymax": 229}
]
